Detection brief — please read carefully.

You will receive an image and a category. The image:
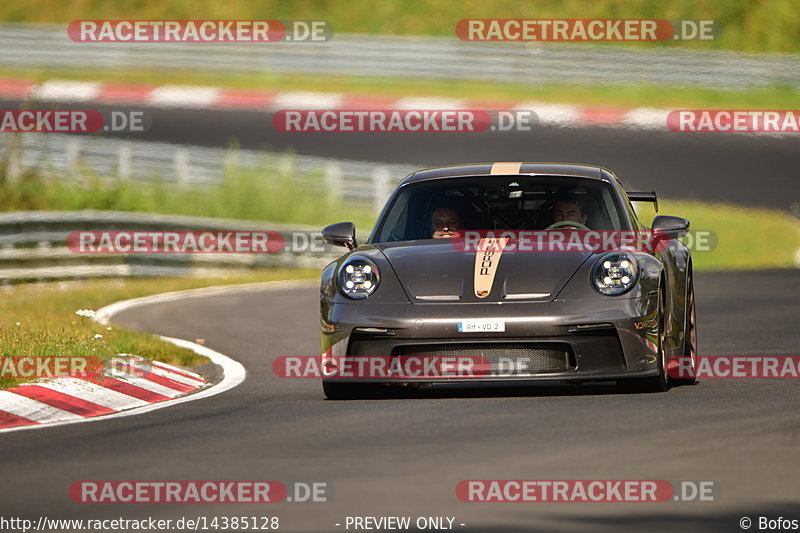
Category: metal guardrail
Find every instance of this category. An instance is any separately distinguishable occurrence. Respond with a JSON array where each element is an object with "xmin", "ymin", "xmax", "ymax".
[
  {"xmin": 0, "ymin": 133, "xmax": 413, "ymax": 213},
  {"xmin": 0, "ymin": 23, "xmax": 798, "ymax": 89},
  {"xmin": 0, "ymin": 211, "xmax": 355, "ymax": 282}
]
